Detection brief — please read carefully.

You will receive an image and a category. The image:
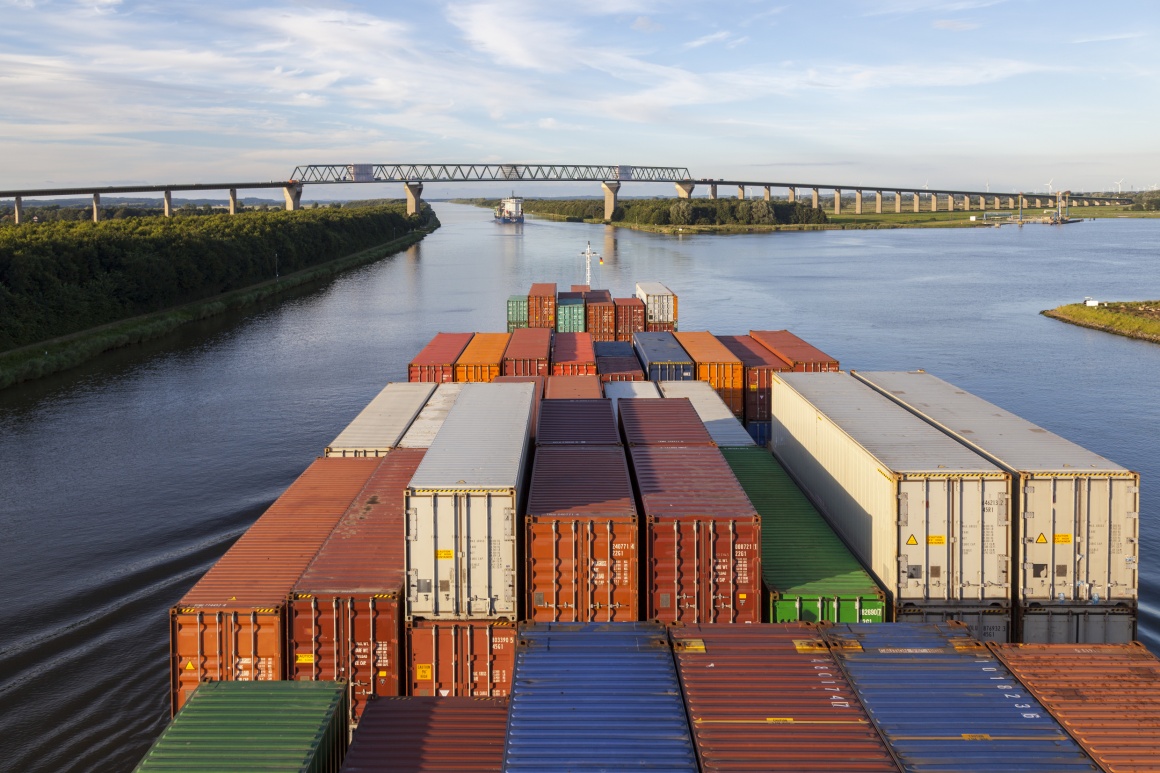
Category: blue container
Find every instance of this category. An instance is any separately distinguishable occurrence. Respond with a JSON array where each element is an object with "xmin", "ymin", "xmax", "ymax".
[
  {"xmin": 632, "ymin": 332, "xmax": 694, "ymax": 382},
  {"xmin": 745, "ymin": 420, "xmax": 771, "ymax": 447},
  {"xmin": 594, "ymin": 340, "xmax": 635, "ymax": 358},
  {"xmin": 503, "ymin": 622, "xmax": 698, "ymax": 772},
  {"xmin": 823, "ymin": 622, "xmax": 1099, "ymax": 772}
]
